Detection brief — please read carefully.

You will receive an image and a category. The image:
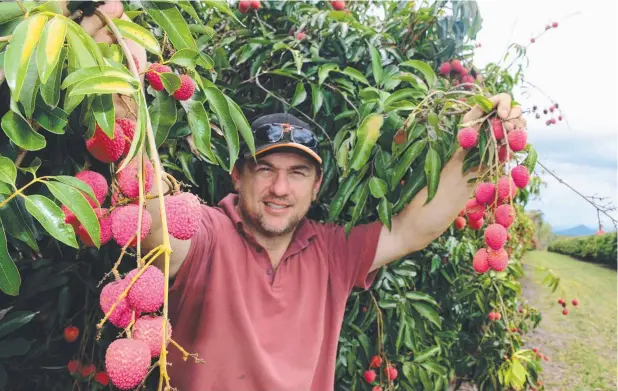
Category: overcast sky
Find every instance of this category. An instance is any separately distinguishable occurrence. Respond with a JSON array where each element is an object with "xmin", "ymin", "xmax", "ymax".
[{"xmin": 472, "ymin": 0, "xmax": 618, "ymax": 231}]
